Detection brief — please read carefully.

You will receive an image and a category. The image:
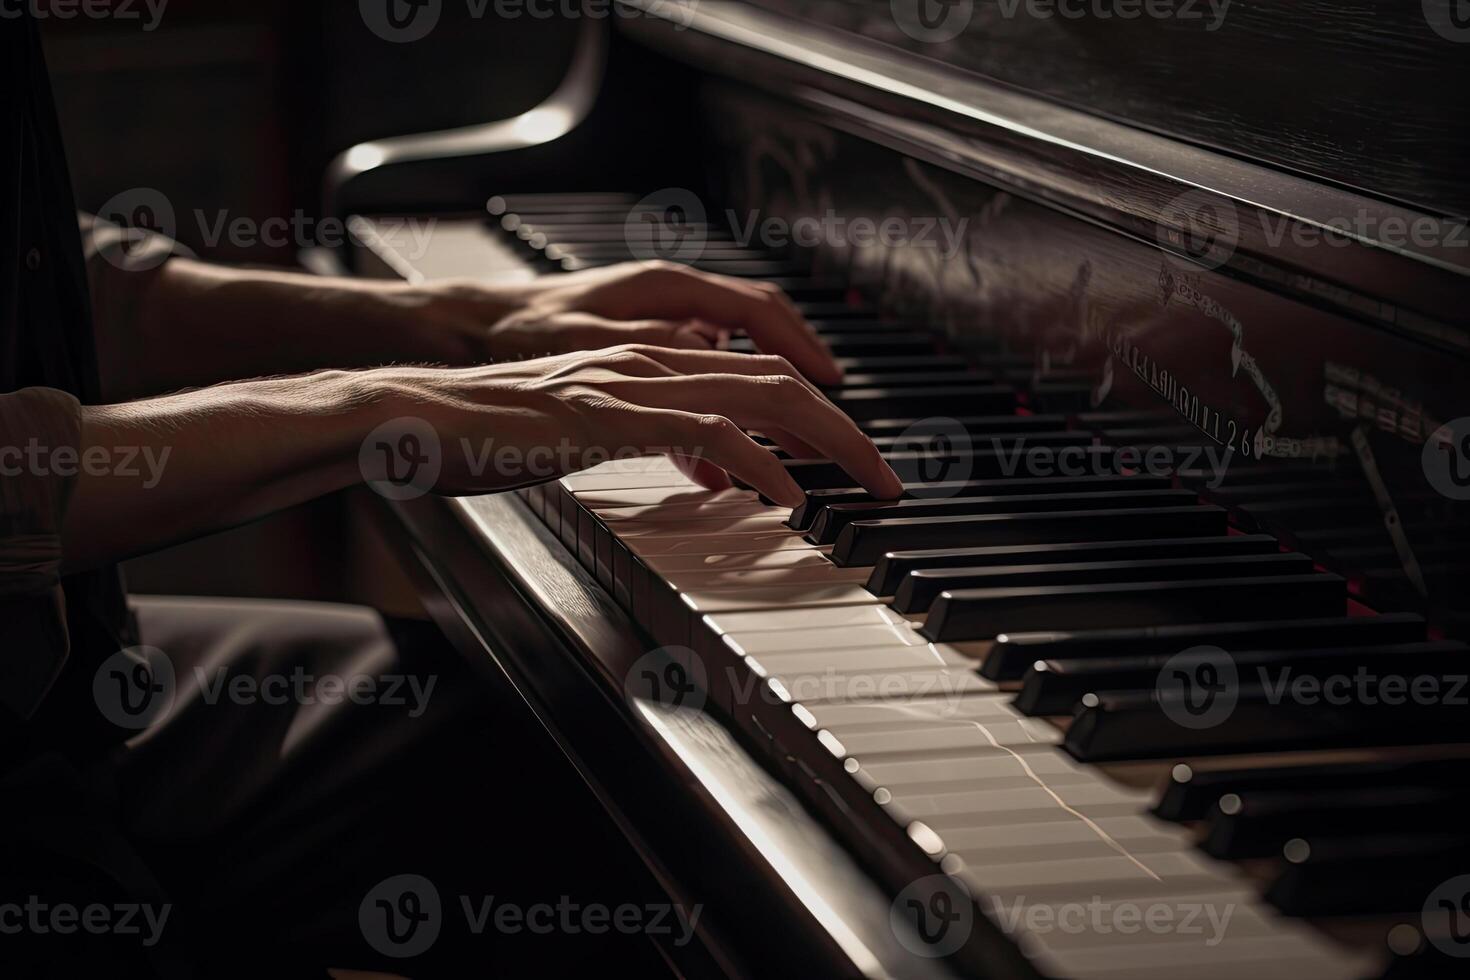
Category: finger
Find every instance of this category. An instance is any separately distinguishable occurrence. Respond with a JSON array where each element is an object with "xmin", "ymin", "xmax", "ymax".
[
  {"xmin": 605, "ymin": 265, "xmax": 842, "ymax": 385},
  {"xmin": 762, "ymin": 426, "xmax": 822, "ymax": 460},
  {"xmin": 614, "ymin": 318, "xmax": 718, "ymax": 351},
  {"xmin": 670, "ymin": 453, "xmax": 734, "ymax": 492},
  {"xmin": 603, "ymin": 348, "xmax": 826, "ymax": 398},
  {"xmin": 653, "ymin": 410, "xmax": 805, "ymax": 508},
  {"xmin": 628, "ymin": 374, "xmax": 903, "ymax": 499}
]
